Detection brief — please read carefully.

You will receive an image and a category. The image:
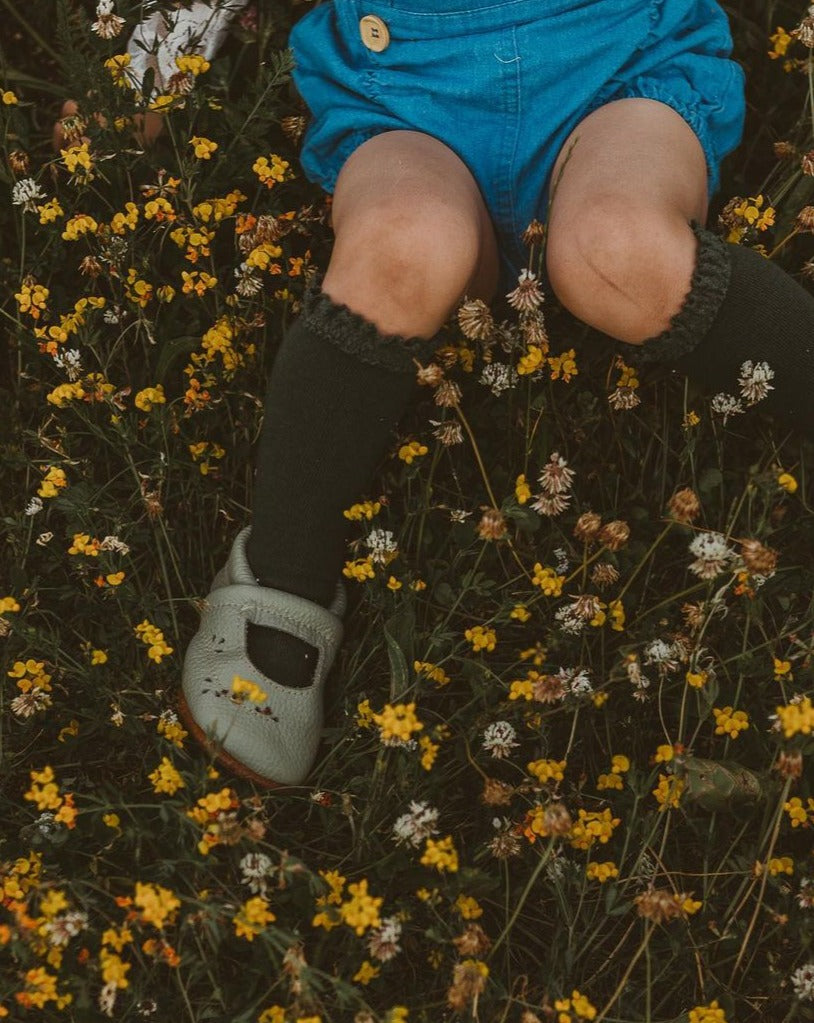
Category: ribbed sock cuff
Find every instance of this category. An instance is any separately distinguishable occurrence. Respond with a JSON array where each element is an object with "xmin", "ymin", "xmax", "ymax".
[
  {"xmin": 302, "ymin": 276, "xmax": 440, "ymax": 374},
  {"xmin": 635, "ymin": 221, "xmax": 731, "ymax": 365}
]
